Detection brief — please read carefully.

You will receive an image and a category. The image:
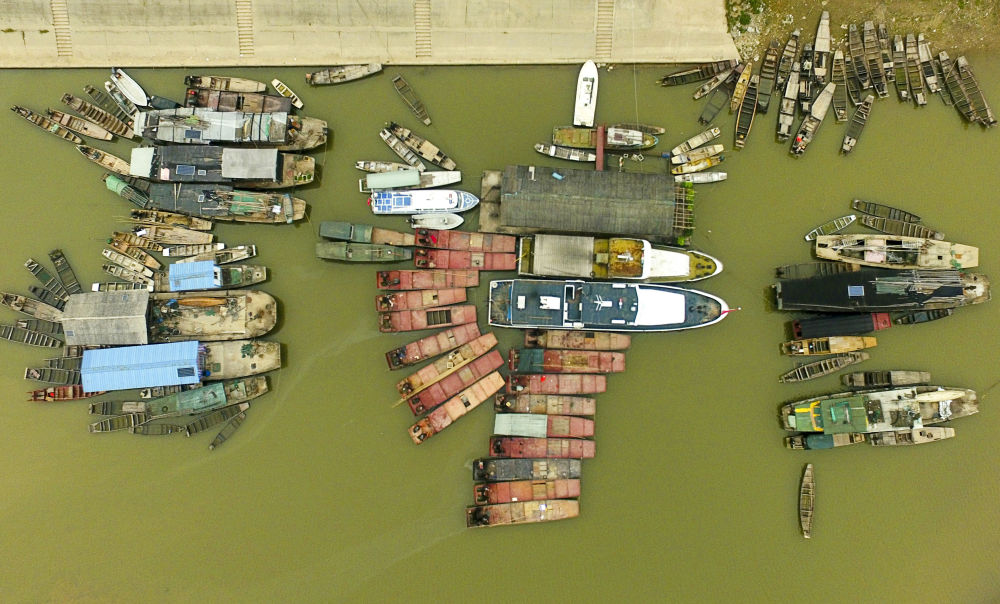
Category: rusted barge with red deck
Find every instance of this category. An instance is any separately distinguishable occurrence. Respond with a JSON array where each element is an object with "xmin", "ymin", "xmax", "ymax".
[
  {"xmin": 495, "ymin": 394, "xmax": 596, "ymax": 415},
  {"xmin": 414, "ymin": 249, "xmax": 517, "ymax": 271},
  {"xmin": 508, "ymin": 348, "xmax": 625, "ymax": 373},
  {"xmin": 396, "ymin": 333, "xmax": 498, "ymax": 396},
  {"xmin": 525, "ymin": 329, "xmax": 631, "ymax": 350},
  {"xmin": 494, "ymin": 414, "xmax": 595, "ymax": 438},
  {"xmin": 375, "ymin": 288, "xmax": 467, "ymax": 312},
  {"xmin": 506, "ymin": 374, "xmax": 607, "ymax": 394},
  {"xmin": 29, "ymin": 384, "xmax": 103, "ymax": 402},
  {"xmin": 415, "ymin": 229, "xmax": 517, "ymax": 252},
  {"xmin": 406, "ymin": 350, "xmax": 505, "ymax": 415},
  {"xmin": 409, "ymin": 372, "xmax": 505, "ymax": 443},
  {"xmin": 377, "ymin": 269, "xmax": 480, "ymax": 290},
  {"xmin": 489, "ymin": 436, "xmax": 596, "ymax": 458},
  {"xmin": 473, "ymin": 457, "xmax": 582, "ymax": 481},
  {"xmin": 384, "ymin": 323, "xmax": 481, "ymax": 369},
  {"xmin": 473, "ymin": 479, "xmax": 581, "ymax": 505},
  {"xmin": 378, "ymin": 305, "xmax": 477, "ymax": 333},
  {"xmin": 466, "ymin": 499, "xmax": 579, "ymax": 527}
]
